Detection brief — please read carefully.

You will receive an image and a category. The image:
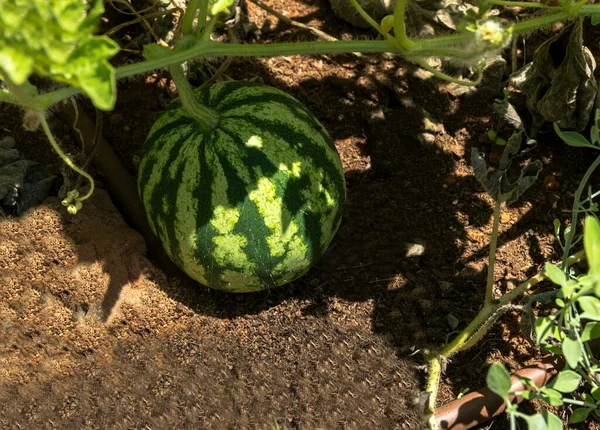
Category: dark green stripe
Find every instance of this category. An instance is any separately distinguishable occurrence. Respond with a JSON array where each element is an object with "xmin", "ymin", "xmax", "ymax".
[
  {"xmin": 143, "ymin": 117, "xmax": 193, "ymax": 152},
  {"xmin": 190, "ymin": 130, "xmax": 223, "ymax": 287},
  {"xmin": 145, "ymin": 133, "xmax": 199, "ymax": 267},
  {"xmin": 203, "ymin": 81, "xmax": 259, "ymax": 108},
  {"xmin": 220, "ymin": 93, "xmax": 318, "ymax": 129},
  {"xmin": 223, "ymin": 117, "xmax": 345, "ymax": 207},
  {"xmin": 219, "ymin": 128, "xmax": 279, "ymax": 182}
]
